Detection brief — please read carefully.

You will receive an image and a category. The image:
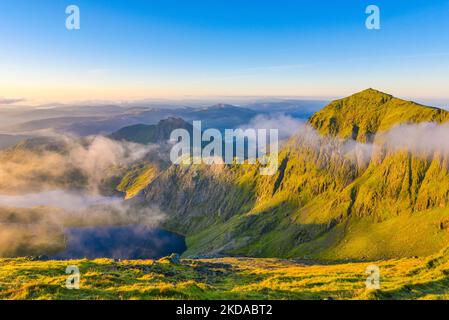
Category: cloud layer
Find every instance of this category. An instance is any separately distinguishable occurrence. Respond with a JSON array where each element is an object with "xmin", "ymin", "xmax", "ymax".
[
  {"xmin": 0, "ymin": 134, "xmax": 164, "ymax": 257},
  {"xmin": 0, "ymin": 97, "xmax": 24, "ymax": 105},
  {"xmin": 245, "ymin": 114, "xmax": 449, "ymax": 169},
  {"xmin": 0, "ymin": 135, "xmax": 158, "ymax": 194}
]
